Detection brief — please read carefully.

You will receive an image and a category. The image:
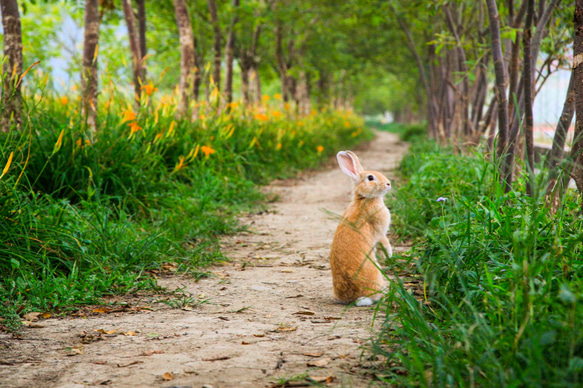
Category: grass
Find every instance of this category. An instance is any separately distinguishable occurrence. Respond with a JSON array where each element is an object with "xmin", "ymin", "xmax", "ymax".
[
  {"xmin": 373, "ymin": 128, "xmax": 583, "ymax": 387},
  {"xmin": 0, "ymin": 73, "xmax": 372, "ymax": 331}
]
